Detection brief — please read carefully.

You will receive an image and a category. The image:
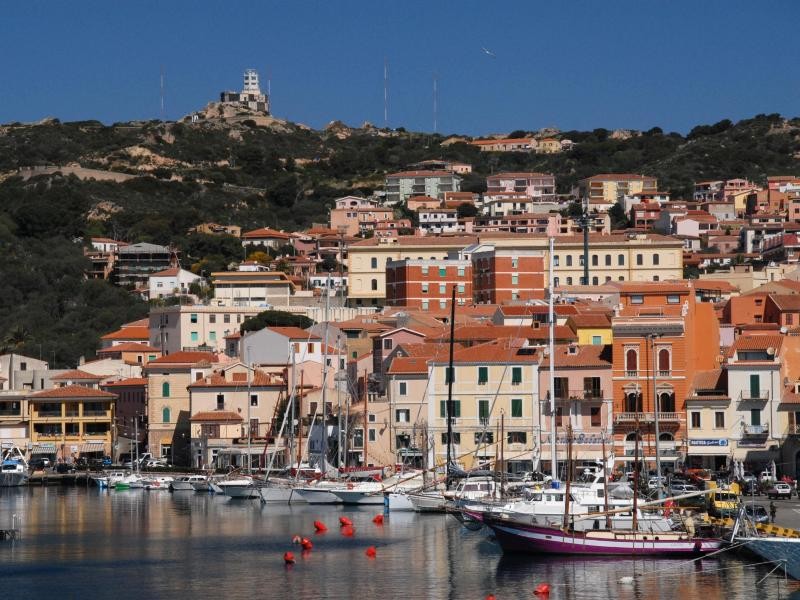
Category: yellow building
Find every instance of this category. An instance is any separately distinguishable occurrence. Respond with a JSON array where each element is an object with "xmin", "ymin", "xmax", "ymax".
[
  {"xmin": 578, "ymin": 174, "xmax": 658, "ymax": 206},
  {"xmin": 28, "ymin": 385, "xmax": 116, "ymax": 462},
  {"xmin": 426, "ymin": 338, "xmax": 541, "ymax": 473},
  {"xmin": 347, "ymin": 232, "xmax": 684, "ymax": 305},
  {"xmin": 566, "ymin": 314, "xmax": 613, "ymax": 345}
]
